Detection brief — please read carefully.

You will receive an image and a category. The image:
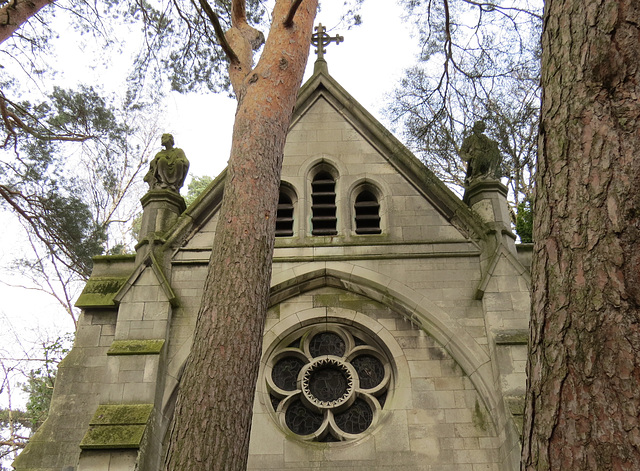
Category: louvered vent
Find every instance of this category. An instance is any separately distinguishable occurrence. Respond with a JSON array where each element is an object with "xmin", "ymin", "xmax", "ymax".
[
  {"xmin": 354, "ymin": 190, "xmax": 381, "ymax": 234},
  {"xmin": 275, "ymin": 191, "xmax": 294, "ymax": 237},
  {"xmin": 311, "ymin": 171, "xmax": 337, "ymax": 235}
]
